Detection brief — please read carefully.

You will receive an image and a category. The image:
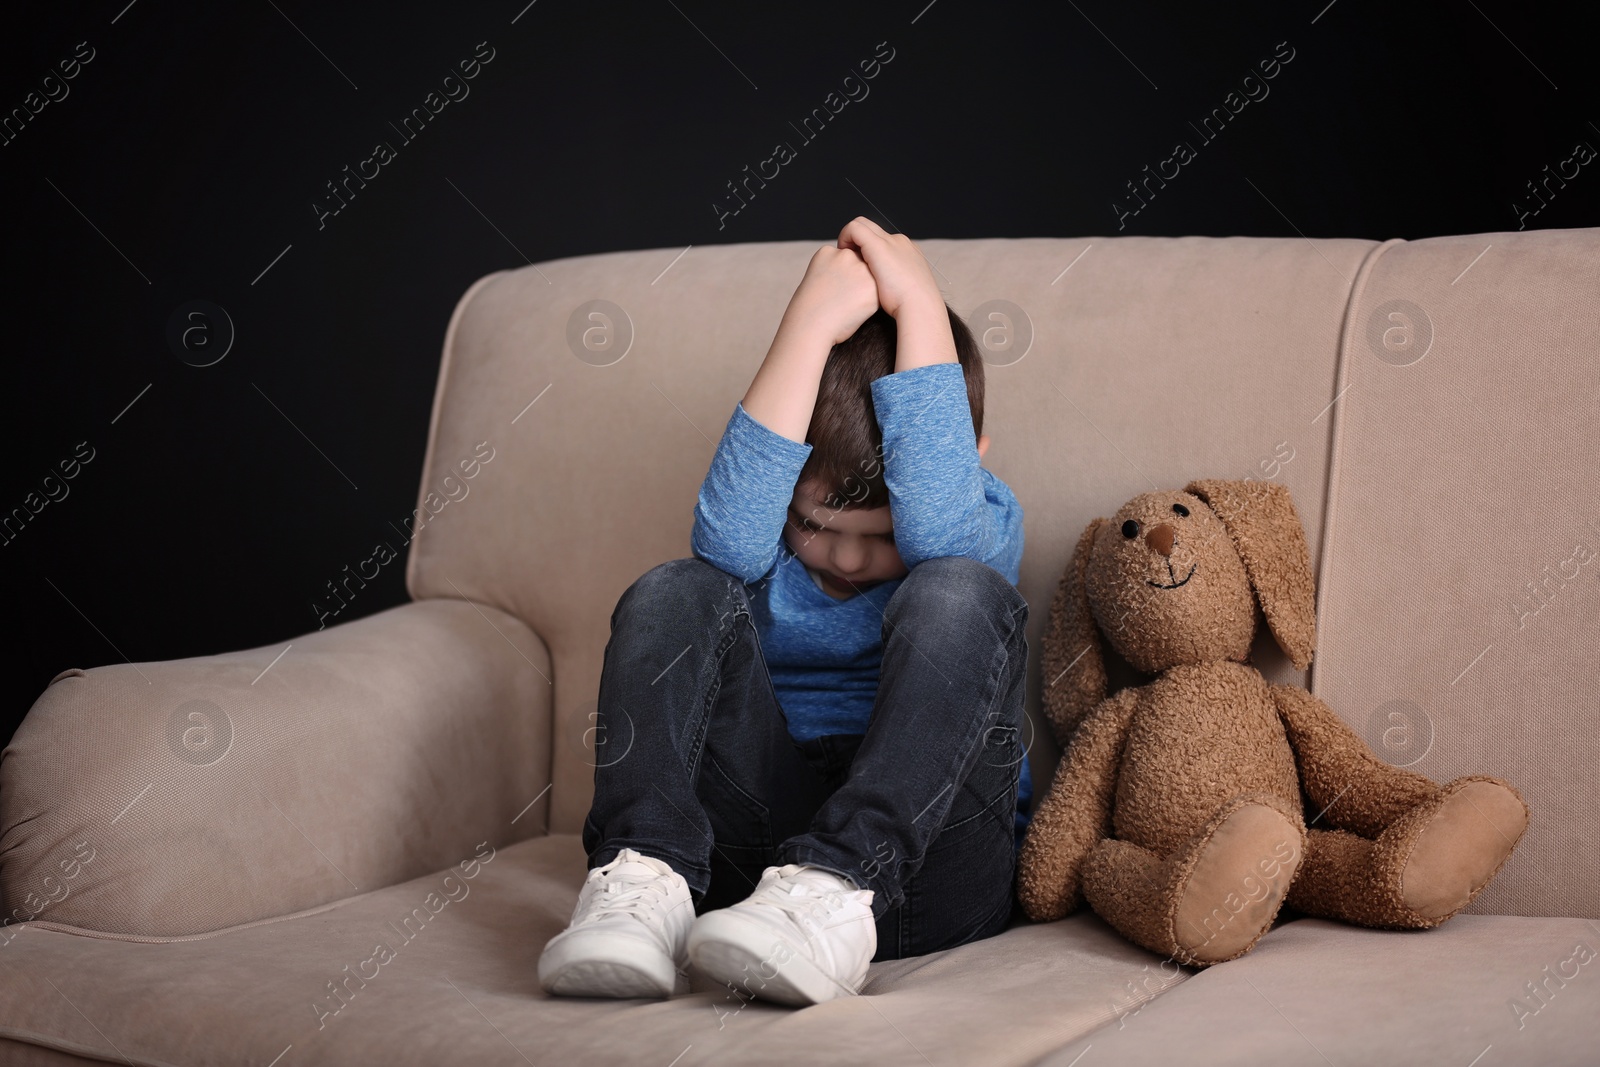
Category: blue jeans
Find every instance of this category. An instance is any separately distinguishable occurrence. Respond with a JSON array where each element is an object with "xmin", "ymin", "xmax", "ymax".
[{"xmin": 581, "ymin": 555, "xmax": 1029, "ymax": 962}]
